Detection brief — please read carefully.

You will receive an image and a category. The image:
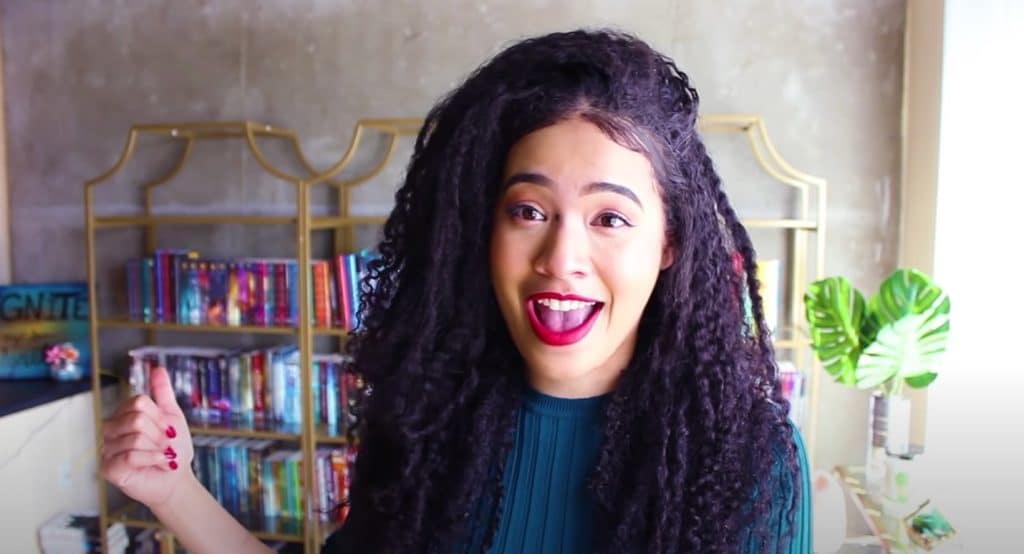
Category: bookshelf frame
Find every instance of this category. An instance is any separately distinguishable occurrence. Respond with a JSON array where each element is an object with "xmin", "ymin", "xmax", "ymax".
[{"xmin": 85, "ymin": 119, "xmax": 420, "ymax": 554}]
